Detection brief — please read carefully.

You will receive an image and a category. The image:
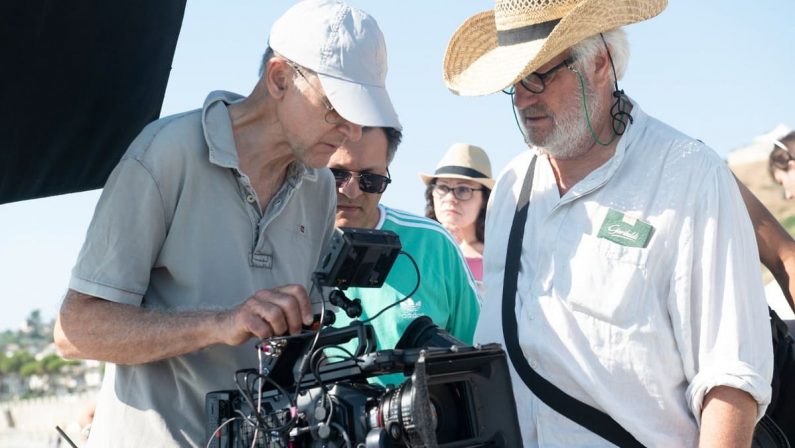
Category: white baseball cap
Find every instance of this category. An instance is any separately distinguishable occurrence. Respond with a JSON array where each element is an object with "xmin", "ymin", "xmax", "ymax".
[{"xmin": 269, "ymin": 0, "xmax": 402, "ymax": 130}]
